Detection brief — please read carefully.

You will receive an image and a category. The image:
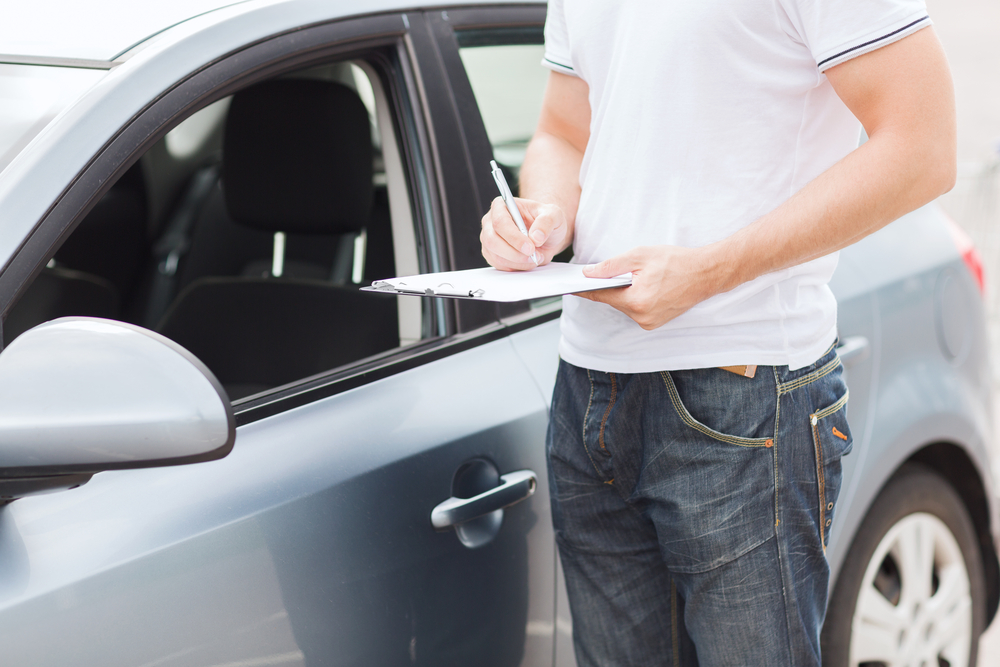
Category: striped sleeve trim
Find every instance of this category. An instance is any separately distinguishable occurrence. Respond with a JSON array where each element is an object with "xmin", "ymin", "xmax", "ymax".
[
  {"xmin": 818, "ymin": 15, "xmax": 931, "ymax": 72},
  {"xmin": 542, "ymin": 56, "xmax": 577, "ymax": 76}
]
